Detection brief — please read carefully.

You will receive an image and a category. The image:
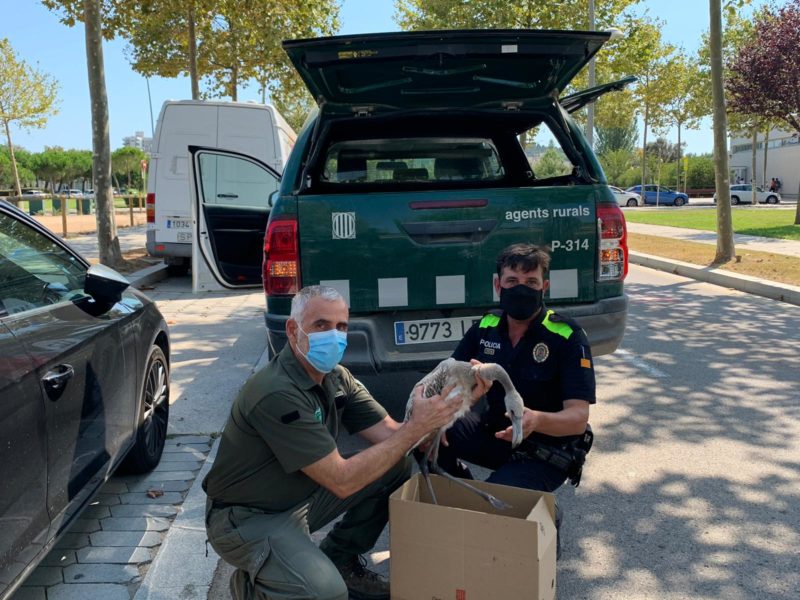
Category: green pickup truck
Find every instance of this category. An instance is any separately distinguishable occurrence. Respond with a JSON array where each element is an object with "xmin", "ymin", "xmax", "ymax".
[{"xmin": 188, "ymin": 29, "xmax": 631, "ymax": 374}]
